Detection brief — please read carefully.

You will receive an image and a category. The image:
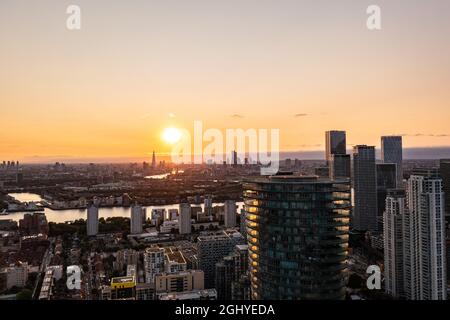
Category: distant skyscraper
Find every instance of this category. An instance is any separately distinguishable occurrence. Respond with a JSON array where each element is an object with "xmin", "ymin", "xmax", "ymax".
[
  {"xmin": 243, "ymin": 175, "xmax": 351, "ymax": 300},
  {"xmin": 224, "ymin": 200, "xmax": 237, "ymax": 228},
  {"xmin": 179, "ymin": 203, "xmax": 192, "ymax": 234},
  {"xmin": 151, "ymin": 150, "xmax": 156, "ymax": 169},
  {"xmin": 87, "ymin": 204, "xmax": 99, "ymax": 236},
  {"xmin": 232, "ymin": 150, "xmax": 238, "ymax": 166},
  {"xmin": 381, "ymin": 136, "xmax": 403, "ymax": 187},
  {"xmin": 204, "ymin": 195, "xmax": 213, "ymax": 216},
  {"xmin": 16, "ymin": 172, "xmax": 24, "ymax": 184},
  {"xmin": 376, "ymin": 163, "xmax": 397, "ymax": 229},
  {"xmin": 130, "ymin": 204, "xmax": 143, "ymax": 234},
  {"xmin": 383, "ymin": 189, "xmax": 407, "ymax": 298},
  {"xmin": 439, "ymin": 159, "xmax": 450, "ymax": 217},
  {"xmin": 404, "ymin": 169, "xmax": 447, "ymax": 300},
  {"xmin": 329, "ymin": 154, "xmax": 351, "ymax": 179},
  {"xmin": 325, "ymin": 130, "xmax": 346, "ymax": 162},
  {"xmin": 326, "ymin": 131, "xmax": 348, "ymax": 180},
  {"xmin": 352, "ymin": 145, "xmax": 378, "ymax": 232}
]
